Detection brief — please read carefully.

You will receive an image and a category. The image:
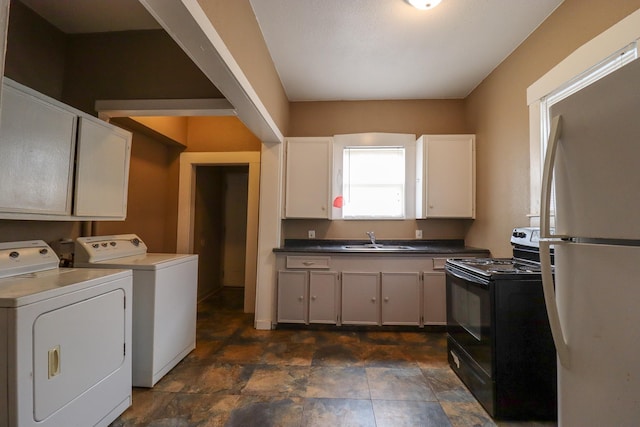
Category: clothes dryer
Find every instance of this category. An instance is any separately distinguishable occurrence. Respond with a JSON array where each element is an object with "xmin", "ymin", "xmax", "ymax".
[{"xmin": 0, "ymin": 240, "xmax": 132, "ymax": 427}]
